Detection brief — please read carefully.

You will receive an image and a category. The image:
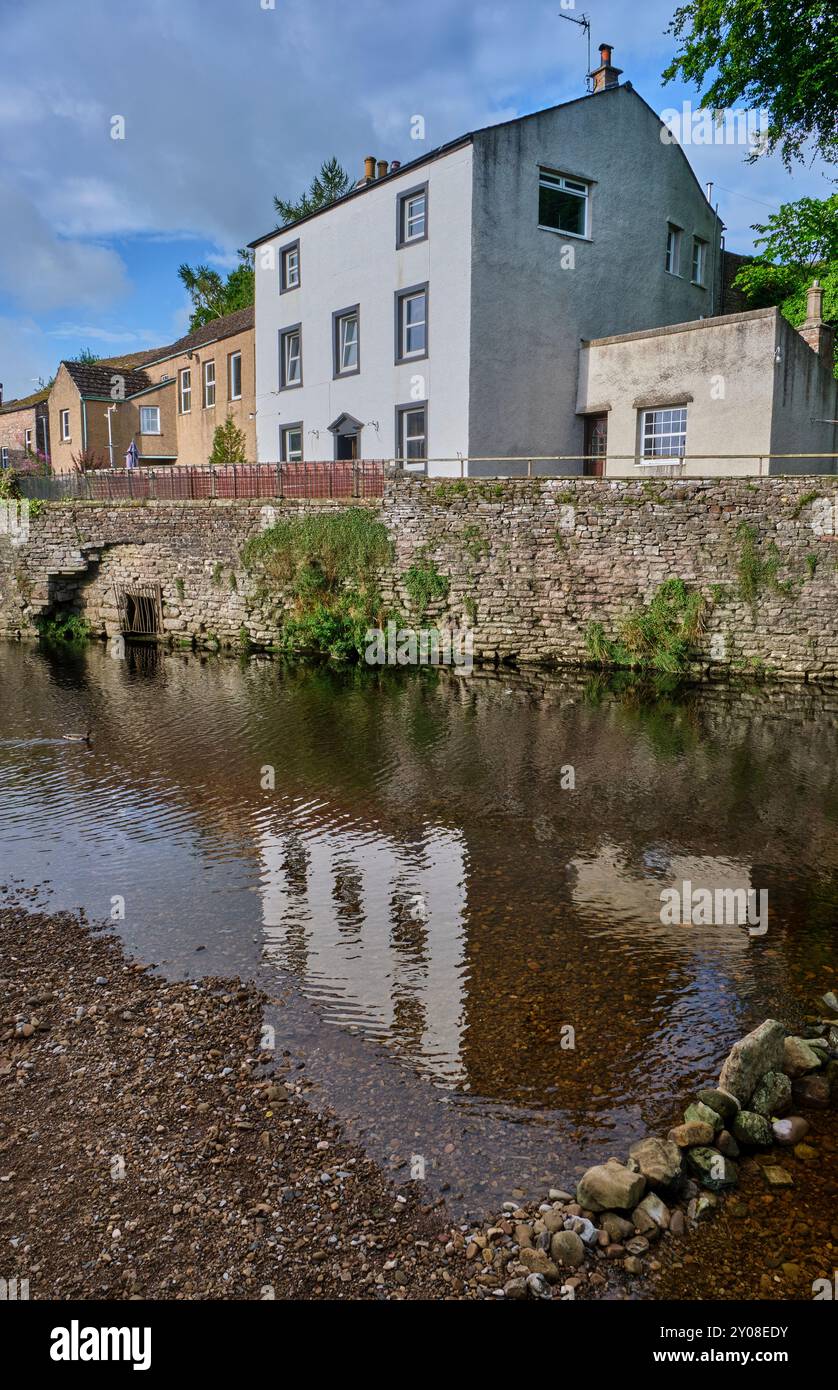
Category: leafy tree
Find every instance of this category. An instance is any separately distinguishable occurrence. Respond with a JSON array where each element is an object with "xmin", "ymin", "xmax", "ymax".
[
  {"xmin": 209, "ymin": 414, "xmax": 249, "ymax": 465},
  {"xmin": 732, "ymin": 194, "xmax": 838, "ymax": 378},
  {"xmin": 663, "ymin": 0, "xmax": 838, "ymax": 168},
  {"xmin": 76, "ymin": 347, "xmax": 100, "ymax": 364},
  {"xmin": 274, "ymin": 157, "xmax": 351, "ymax": 226},
  {"xmin": 177, "ymin": 250, "xmax": 255, "ymax": 331}
]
